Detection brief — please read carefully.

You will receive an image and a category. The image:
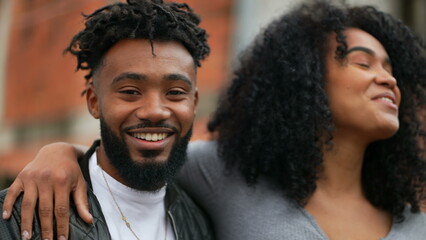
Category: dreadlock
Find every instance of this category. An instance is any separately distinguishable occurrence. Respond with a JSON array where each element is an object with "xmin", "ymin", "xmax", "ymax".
[
  {"xmin": 208, "ymin": 0, "xmax": 426, "ymax": 221},
  {"xmin": 65, "ymin": 0, "xmax": 210, "ymax": 93}
]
